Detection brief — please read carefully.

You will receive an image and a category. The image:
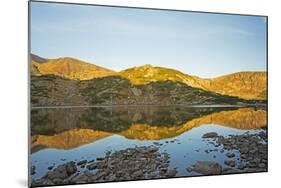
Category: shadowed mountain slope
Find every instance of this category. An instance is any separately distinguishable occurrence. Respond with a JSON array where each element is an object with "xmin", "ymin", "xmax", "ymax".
[{"xmin": 31, "ymin": 75, "xmax": 250, "ymax": 106}]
